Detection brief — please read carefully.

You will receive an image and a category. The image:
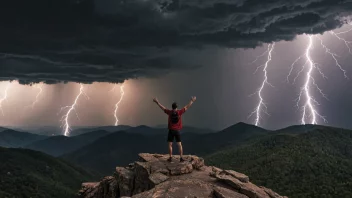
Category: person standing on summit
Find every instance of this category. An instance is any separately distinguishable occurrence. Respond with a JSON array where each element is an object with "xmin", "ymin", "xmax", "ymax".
[{"xmin": 153, "ymin": 96, "xmax": 197, "ymax": 162}]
